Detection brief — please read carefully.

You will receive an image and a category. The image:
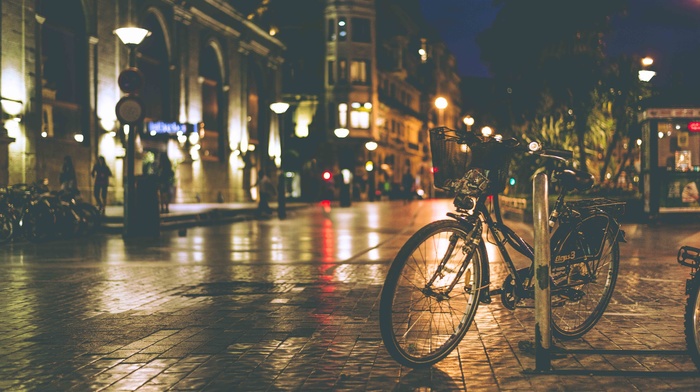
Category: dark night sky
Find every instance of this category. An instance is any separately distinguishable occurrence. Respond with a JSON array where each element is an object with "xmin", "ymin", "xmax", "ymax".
[{"xmin": 419, "ymin": 0, "xmax": 700, "ymax": 86}]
